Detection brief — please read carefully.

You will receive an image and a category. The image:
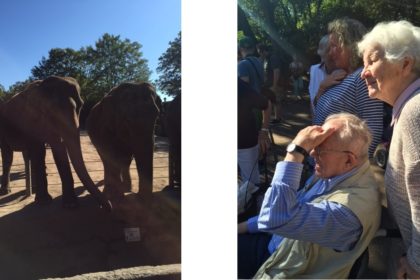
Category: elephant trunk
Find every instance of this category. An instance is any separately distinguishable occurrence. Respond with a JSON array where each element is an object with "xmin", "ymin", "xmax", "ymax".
[{"xmin": 65, "ymin": 132, "xmax": 112, "ymax": 211}]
